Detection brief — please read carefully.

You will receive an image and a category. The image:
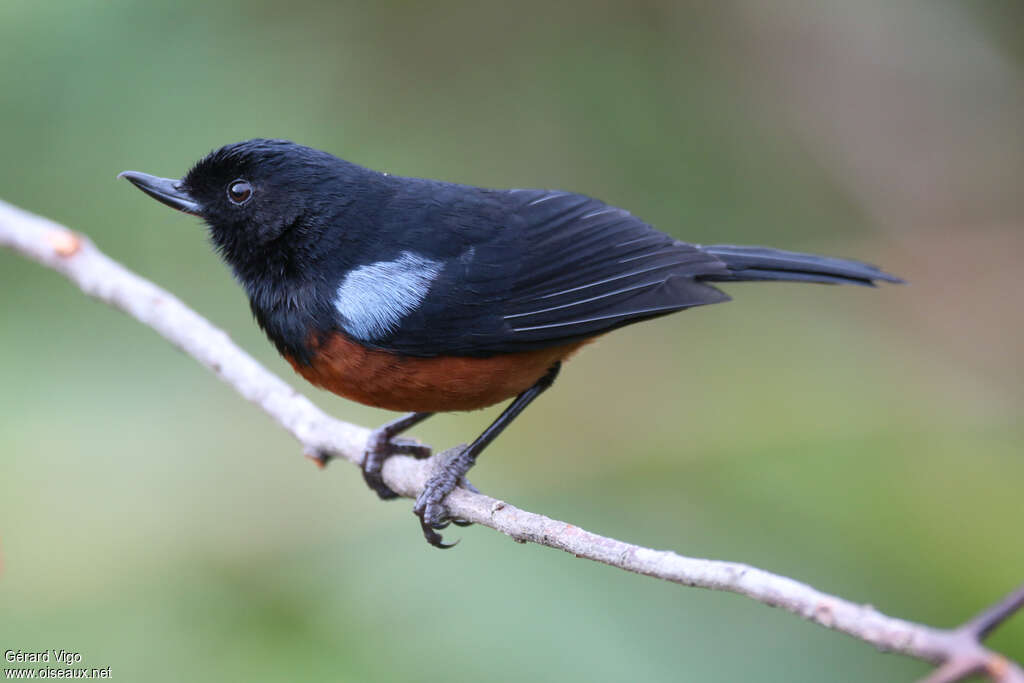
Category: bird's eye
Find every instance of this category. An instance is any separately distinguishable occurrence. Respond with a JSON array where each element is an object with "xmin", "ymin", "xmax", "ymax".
[{"xmin": 227, "ymin": 179, "xmax": 253, "ymax": 205}]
